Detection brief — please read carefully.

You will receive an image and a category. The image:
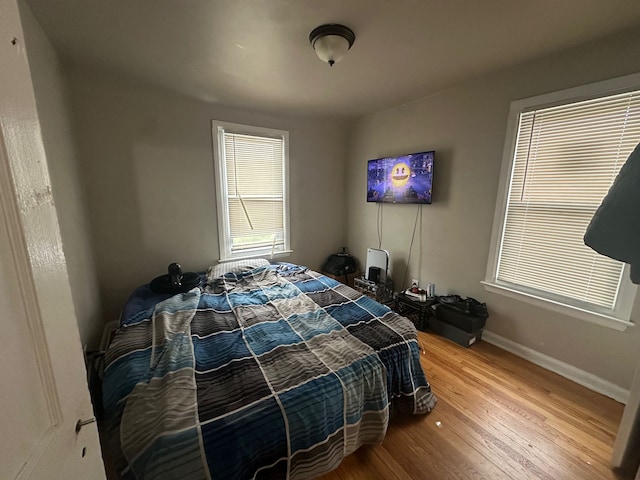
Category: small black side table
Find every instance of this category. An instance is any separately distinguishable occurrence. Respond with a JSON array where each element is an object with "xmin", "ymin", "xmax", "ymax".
[{"xmin": 394, "ymin": 293, "xmax": 438, "ymax": 331}]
